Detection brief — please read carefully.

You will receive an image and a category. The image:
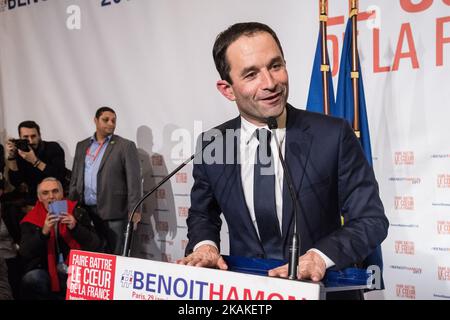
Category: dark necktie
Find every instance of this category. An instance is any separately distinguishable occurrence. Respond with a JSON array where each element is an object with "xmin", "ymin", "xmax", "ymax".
[{"xmin": 253, "ymin": 128, "xmax": 283, "ymax": 259}]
